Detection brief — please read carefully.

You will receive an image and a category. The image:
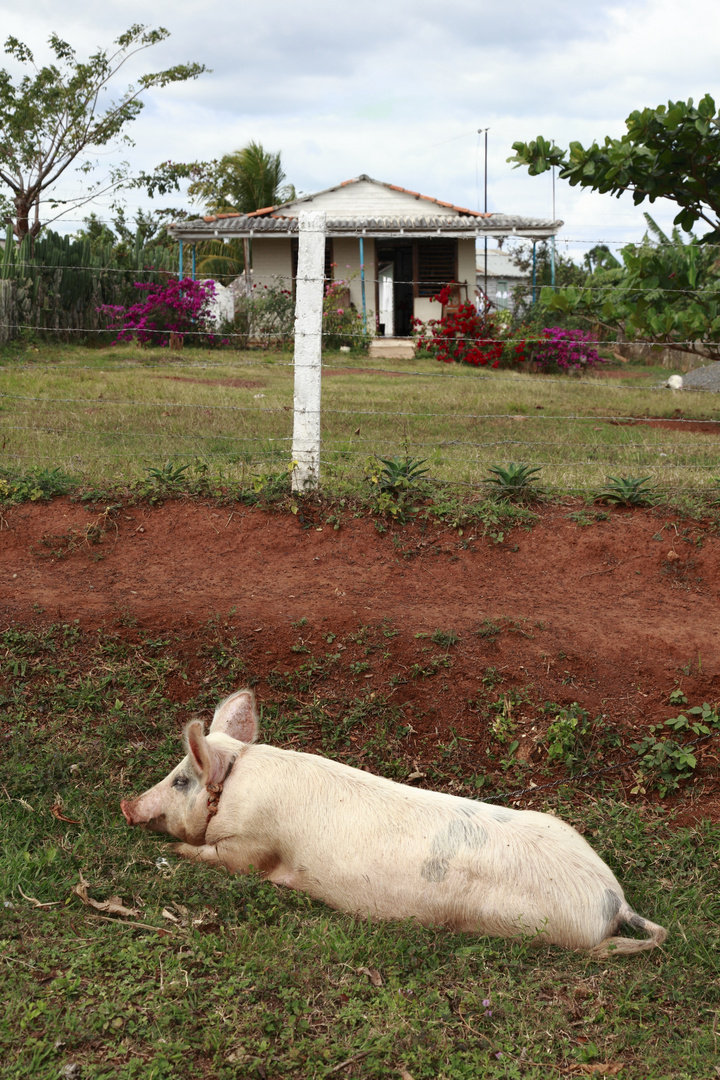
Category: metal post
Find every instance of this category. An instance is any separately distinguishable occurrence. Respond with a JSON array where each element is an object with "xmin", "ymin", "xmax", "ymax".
[
  {"xmin": 551, "ymin": 235, "xmax": 556, "ymax": 288},
  {"xmin": 178, "ymin": 238, "xmax": 184, "ymax": 280},
  {"xmin": 484, "ymin": 129, "xmax": 488, "ymax": 302},
  {"xmin": 359, "ymin": 236, "xmax": 367, "ymax": 332},
  {"xmin": 291, "ymin": 211, "xmax": 326, "ymax": 493},
  {"xmin": 191, "ymin": 245, "xmax": 196, "ymax": 282}
]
